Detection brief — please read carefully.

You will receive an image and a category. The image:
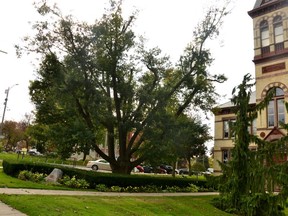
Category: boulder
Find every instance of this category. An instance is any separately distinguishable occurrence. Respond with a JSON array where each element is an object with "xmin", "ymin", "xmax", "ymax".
[{"xmin": 45, "ymin": 168, "xmax": 63, "ymax": 183}]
